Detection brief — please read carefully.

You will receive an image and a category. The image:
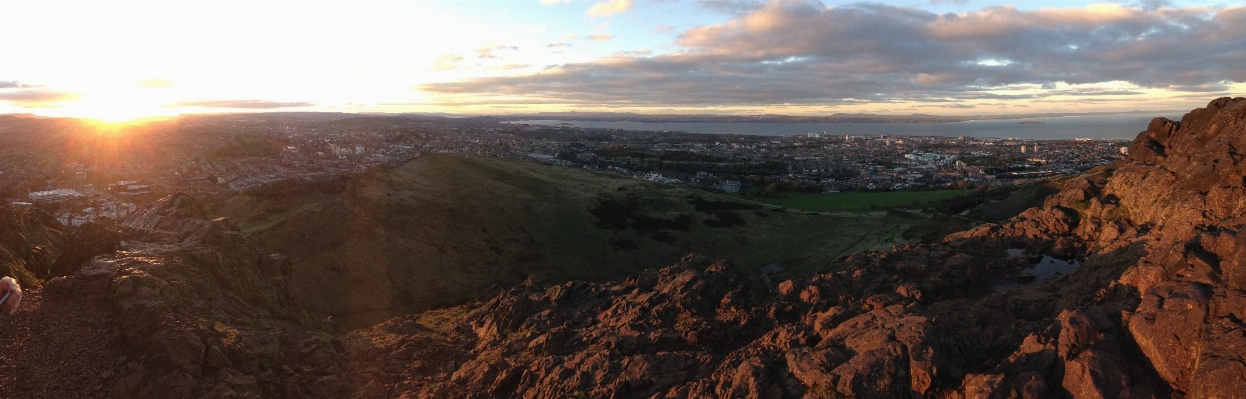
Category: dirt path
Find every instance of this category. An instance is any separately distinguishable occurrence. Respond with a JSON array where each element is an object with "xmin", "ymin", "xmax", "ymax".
[{"xmin": 0, "ymin": 287, "xmax": 122, "ymax": 398}]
